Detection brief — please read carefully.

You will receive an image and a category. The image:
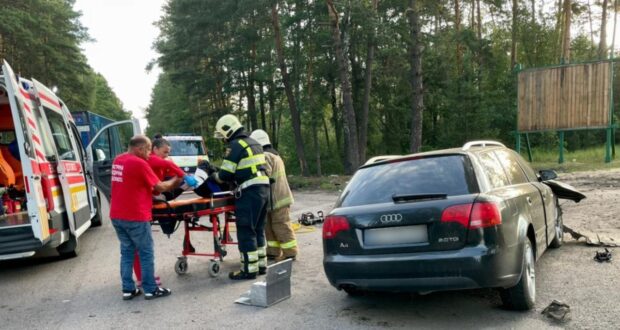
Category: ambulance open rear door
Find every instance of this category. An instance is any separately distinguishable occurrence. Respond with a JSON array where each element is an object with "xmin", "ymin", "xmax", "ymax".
[{"xmin": 0, "ymin": 61, "xmax": 50, "ymax": 259}]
